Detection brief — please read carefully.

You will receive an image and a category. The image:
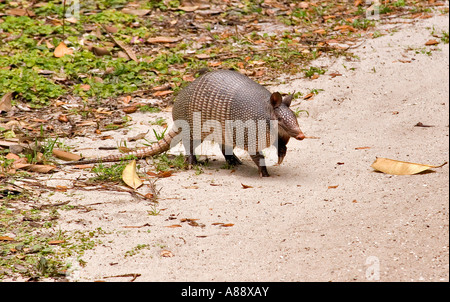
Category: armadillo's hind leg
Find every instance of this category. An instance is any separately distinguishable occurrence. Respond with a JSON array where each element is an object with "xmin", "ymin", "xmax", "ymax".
[
  {"xmin": 183, "ymin": 138, "xmax": 200, "ymax": 167},
  {"xmin": 250, "ymin": 152, "xmax": 269, "ymax": 177}
]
